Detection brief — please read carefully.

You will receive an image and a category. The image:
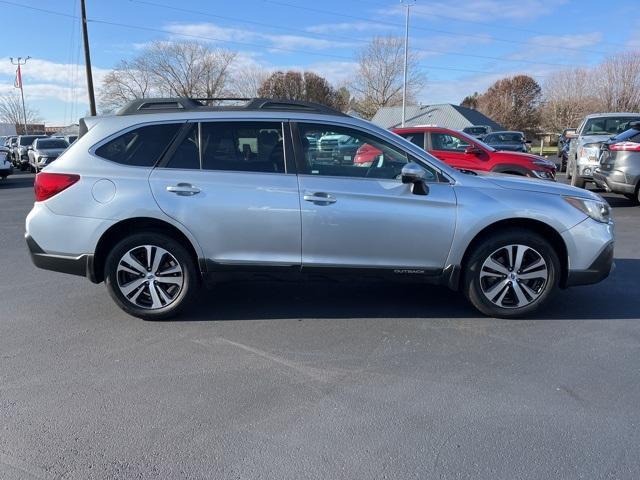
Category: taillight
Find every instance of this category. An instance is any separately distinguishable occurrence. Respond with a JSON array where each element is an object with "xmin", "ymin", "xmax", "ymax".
[
  {"xmin": 34, "ymin": 172, "xmax": 80, "ymax": 201},
  {"xmin": 609, "ymin": 141, "xmax": 640, "ymax": 151}
]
